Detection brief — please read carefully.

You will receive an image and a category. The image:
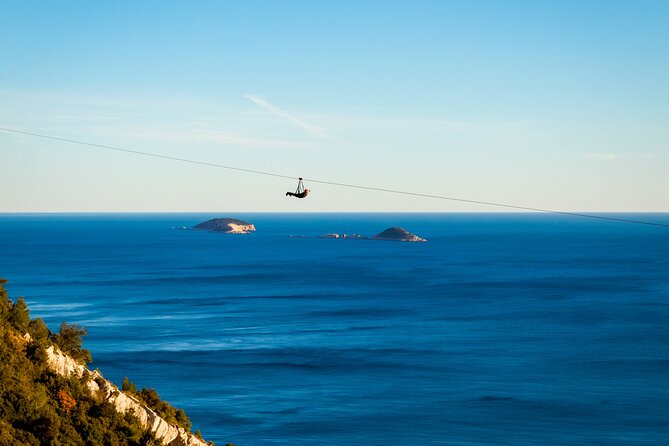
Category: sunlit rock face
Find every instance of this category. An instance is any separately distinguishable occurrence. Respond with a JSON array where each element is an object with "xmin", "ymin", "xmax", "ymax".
[{"xmin": 45, "ymin": 346, "xmax": 210, "ymax": 446}]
